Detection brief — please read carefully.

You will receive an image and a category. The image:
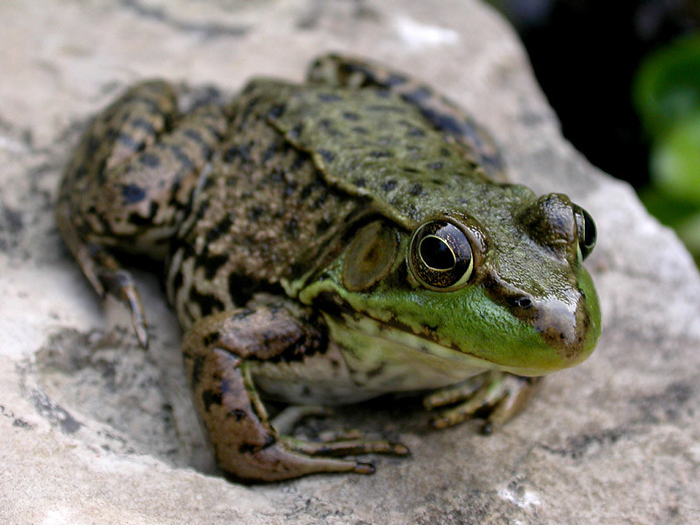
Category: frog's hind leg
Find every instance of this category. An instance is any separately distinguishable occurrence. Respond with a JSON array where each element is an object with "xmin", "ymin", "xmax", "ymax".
[
  {"xmin": 307, "ymin": 54, "xmax": 507, "ymax": 181},
  {"xmin": 182, "ymin": 299, "xmax": 408, "ymax": 482},
  {"xmin": 56, "ymin": 81, "xmax": 228, "ymax": 347}
]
